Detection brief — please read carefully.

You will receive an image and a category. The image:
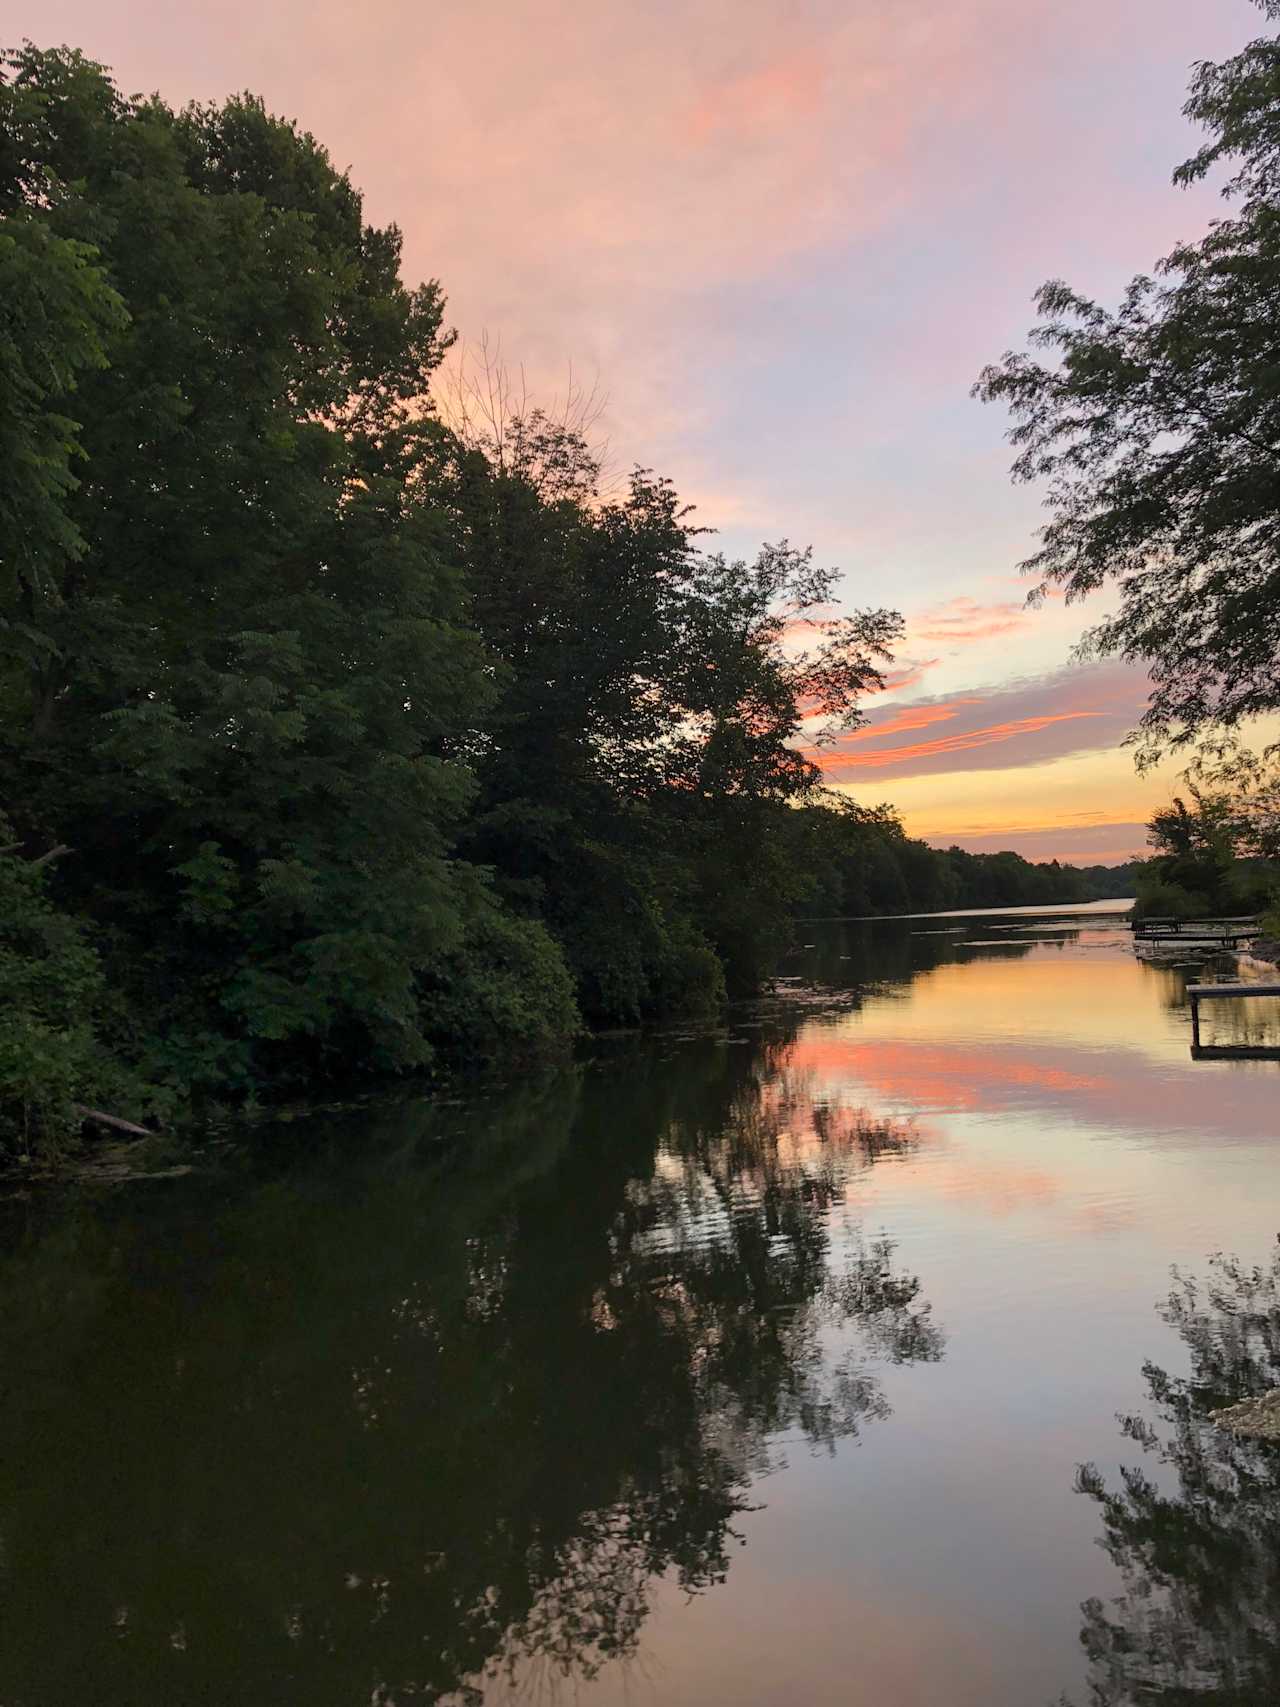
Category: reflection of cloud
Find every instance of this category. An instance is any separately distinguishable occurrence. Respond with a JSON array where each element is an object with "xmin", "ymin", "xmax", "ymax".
[
  {"xmin": 786, "ymin": 1026, "xmax": 1278, "ymax": 1143},
  {"xmin": 816, "ymin": 660, "xmax": 1151, "ymax": 780},
  {"xmin": 811, "ymin": 1040, "xmax": 1107, "ymax": 1112}
]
